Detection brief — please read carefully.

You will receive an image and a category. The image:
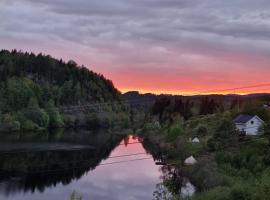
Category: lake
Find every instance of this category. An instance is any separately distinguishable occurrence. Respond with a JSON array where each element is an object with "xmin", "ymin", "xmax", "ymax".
[{"xmin": 0, "ymin": 131, "xmax": 163, "ymax": 200}]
